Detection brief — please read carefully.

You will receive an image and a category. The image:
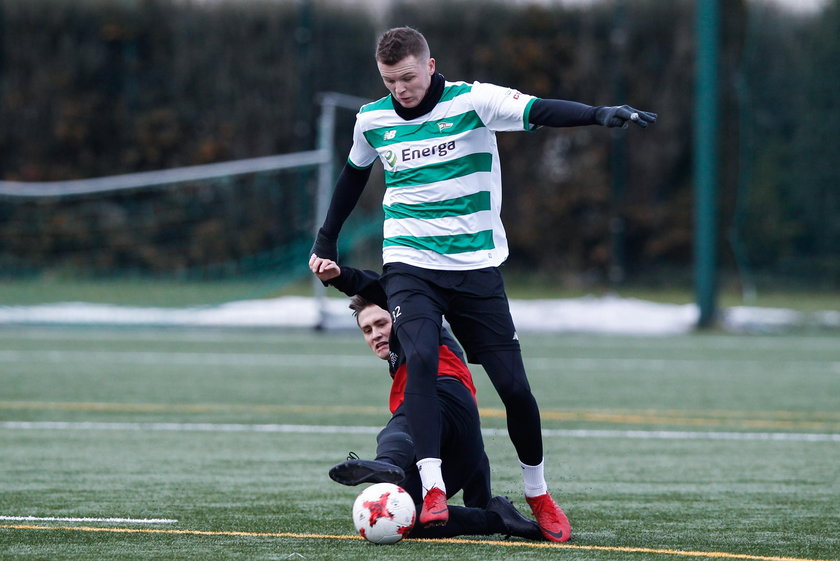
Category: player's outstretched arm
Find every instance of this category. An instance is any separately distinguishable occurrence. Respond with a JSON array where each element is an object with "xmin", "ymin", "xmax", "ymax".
[{"xmin": 528, "ymin": 98, "xmax": 656, "ymax": 129}]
